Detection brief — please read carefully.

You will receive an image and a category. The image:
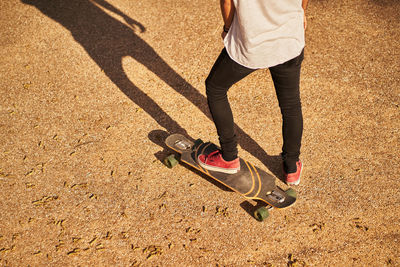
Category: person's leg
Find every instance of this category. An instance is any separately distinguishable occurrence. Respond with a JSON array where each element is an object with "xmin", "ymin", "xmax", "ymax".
[
  {"xmin": 269, "ymin": 50, "xmax": 304, "ymax": 174},
  {"xmin": 205, "ymin": 48, "xmax": 256, "ymax": 161}
]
